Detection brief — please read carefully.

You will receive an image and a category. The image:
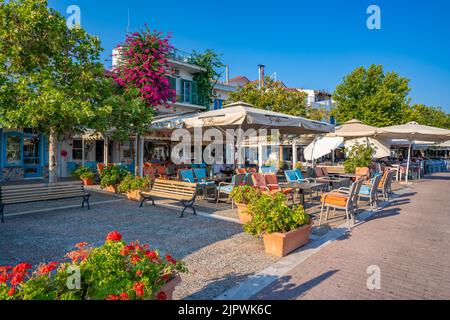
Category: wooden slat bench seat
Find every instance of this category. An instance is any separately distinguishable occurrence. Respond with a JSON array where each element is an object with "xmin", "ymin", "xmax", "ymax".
[
  {"xmin": 0, "ymin": 181, "xmax": 91, "ymax": 223},
  {"xmin": 139, "ymin": 179, "xmax": 198, "ymax": 218}
]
